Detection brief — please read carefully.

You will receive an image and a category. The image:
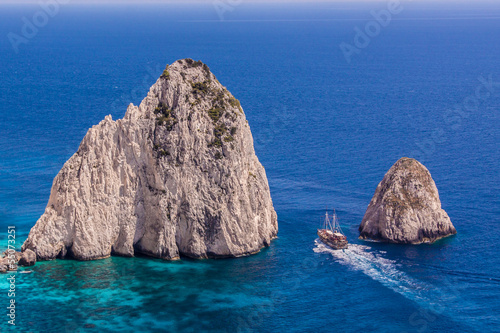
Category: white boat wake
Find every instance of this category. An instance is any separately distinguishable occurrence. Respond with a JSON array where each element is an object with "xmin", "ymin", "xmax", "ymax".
[
  {"xmin": 313, "ymin": 240, "xmax": 445, "ymax": 308},
  {"xmin": 315, "ymin": 240, "xmax": 491, "ymax": 331}
]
